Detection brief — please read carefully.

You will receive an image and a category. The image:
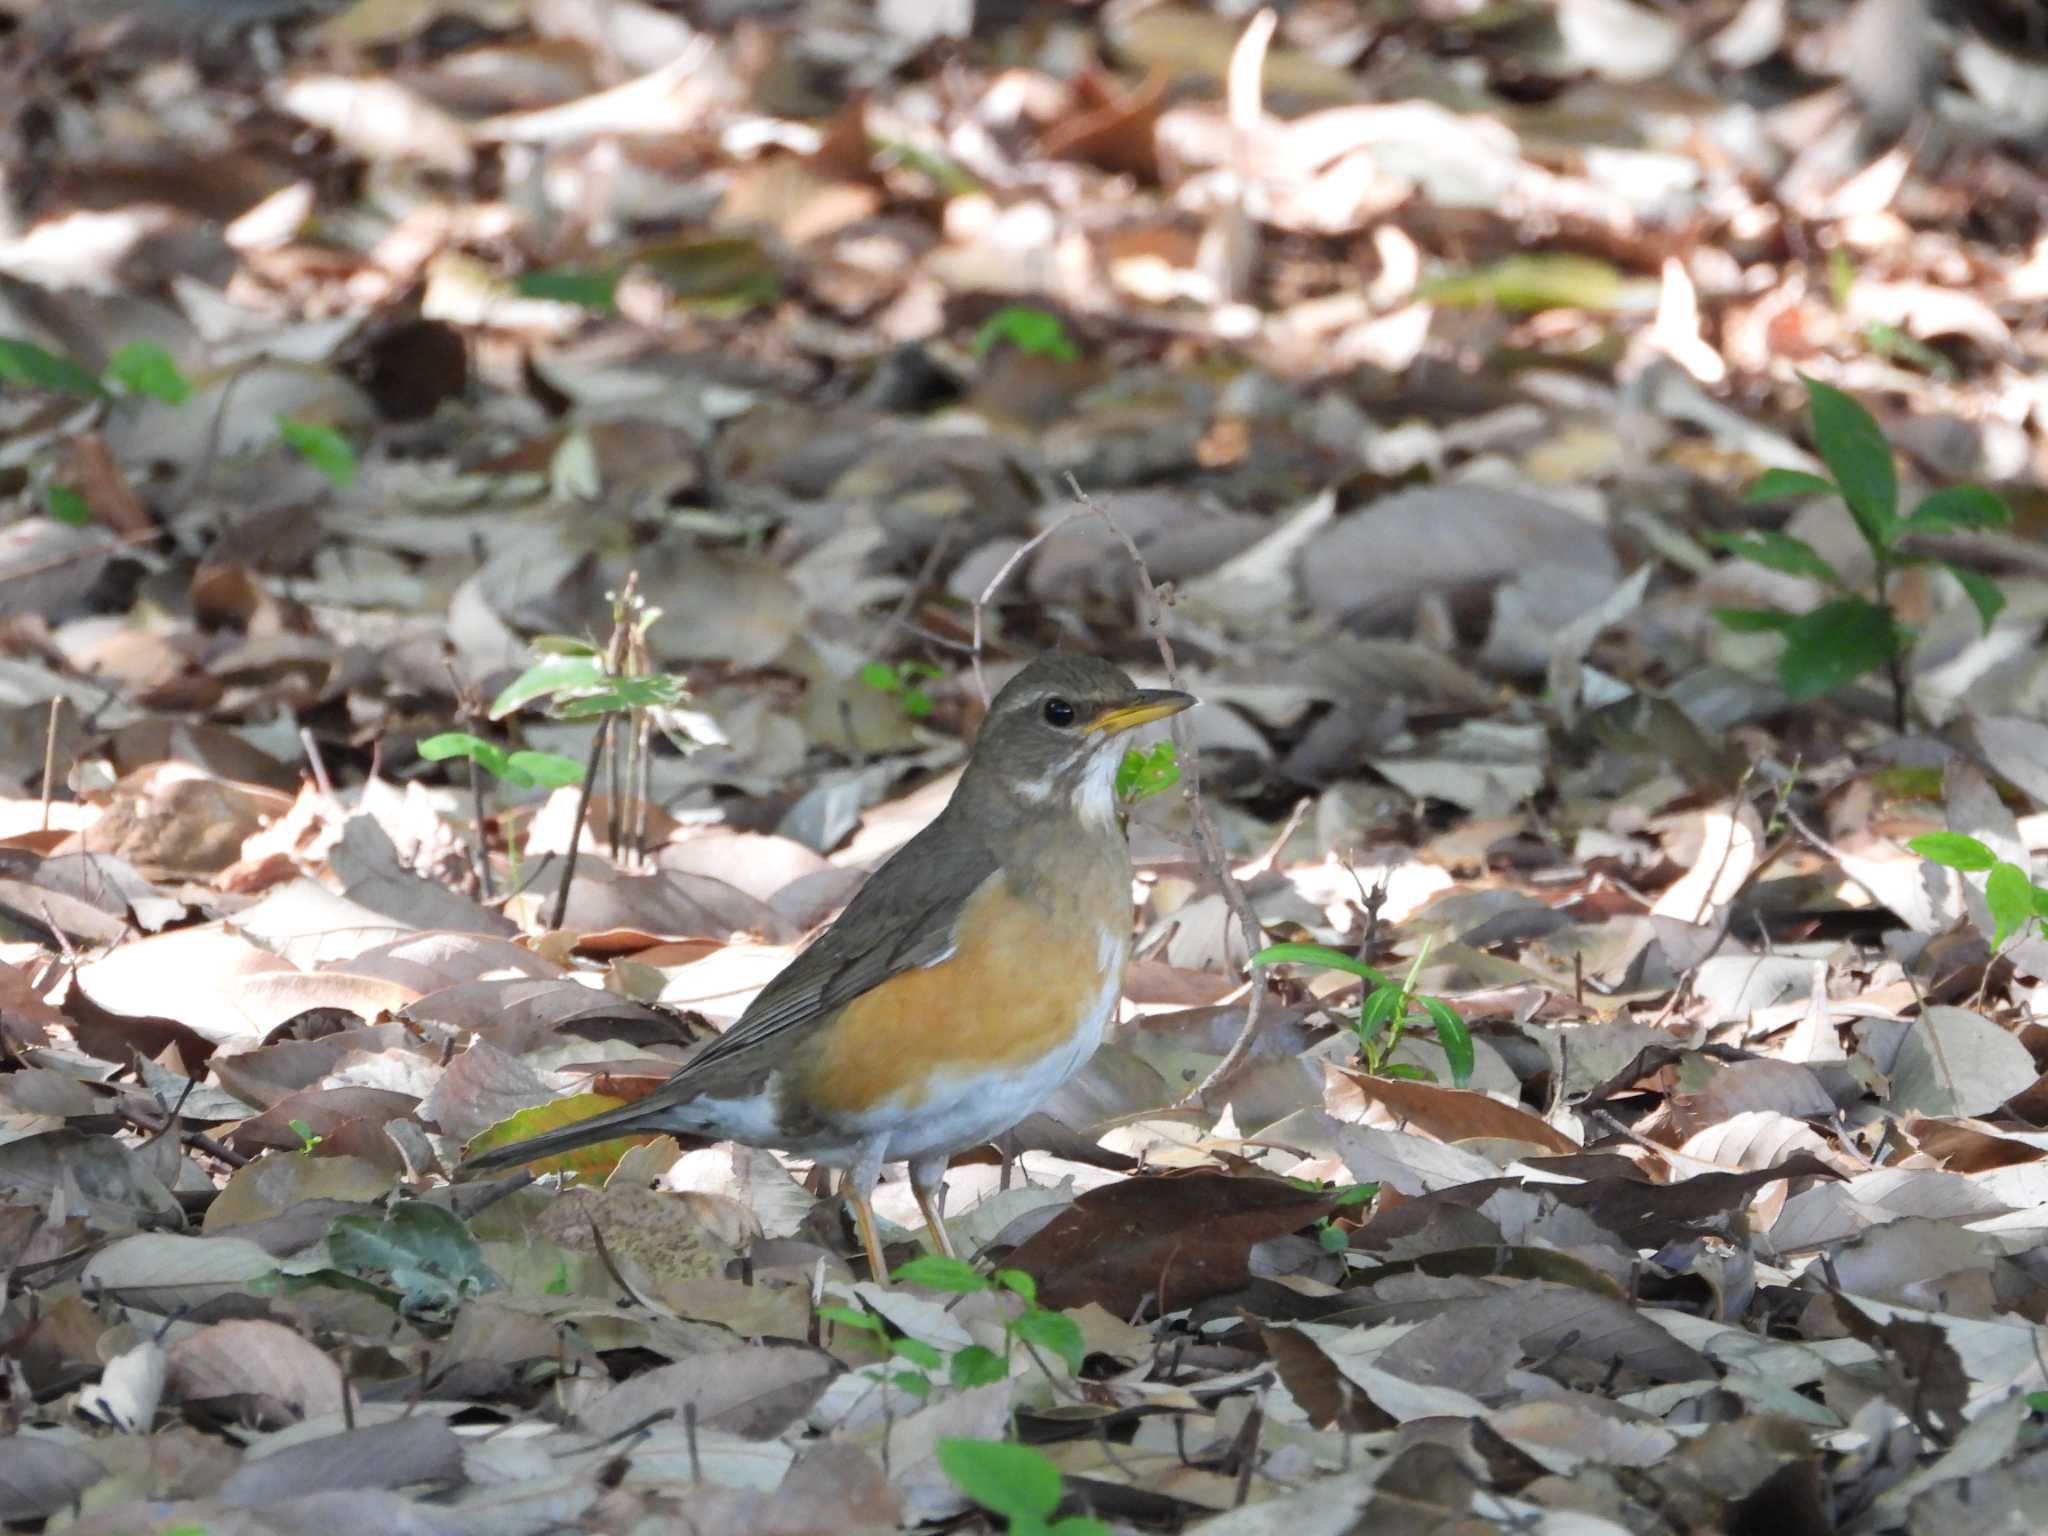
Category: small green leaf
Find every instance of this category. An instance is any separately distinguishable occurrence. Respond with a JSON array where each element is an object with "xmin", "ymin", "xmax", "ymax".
[
  {"xmin": 422, "ymin": 736, "xmax": 581, "ymax": 791},
  {"xmin": 1861, "ymin": 321, "xmax": 1954, "ymax": 379},
  {"xmin": 1382, "ymin": 1062, "xmax": 1435, "ymax": 1080},
  {"xmin": 489, "ymin": 655, "xmax": 608, "ymax": 719},
  {"xmin": 1713, "ymin": 530, "xmax": 1843, "ymax": 587},
  {"xmin": 515, "ymin": 268, "xmax": 620, "ymax": 311},
  {"xmin": 818, "ymin": 1304, "xmax": 885, "ymax": 1334},
  {"xmin": 2030, "ymin": 884, "xmax": 2048, "ymax": 920},
  {"xmin": 1252, "ymin": 942, "xmax": 1391, "ymax": 989},
  {"xmin": 1116, "ymin": 740, "xmax": 1180, "ymax": 802},
  {"xmin": 1798, "ymin": 376, "xmax": 1896, "ymax": 548},
  {"xmin": 993, "ymin": 1268, "xmax": 1038, "ymax": 1305},
  {"xmin": 549, "ymin": 673, "xmax": 687, "ymax": 718},
  {"xmin": 1012, "ymin": 1308, "xmax": 1085, "ymax": 1374},
  {"xmin": 278, "ymin": 416, "xmax": 359, "ymax": 488},
  {"xmin": 1418, "ymin": 995, "xmax": 1475, "ymax": 1088},
  {"xmin": 2027, "ymin": 1389, "xmax": 2048, "ymax": 1414},
  {"xmin": 891, "ymin": 1336, "xmax": 943, "ymax": 1370},
  {"xmin": 1355, "ymin": 985, "xmax": 1403, "ymax": 1044},
  {"xmin": 1943, "ymin": 563, "xmax": 2005, "ymax": 633},
  {"xmin": 859, "ymin": 661, "xmax": 901, "ymax": 693},
  {"xmin": 1984, "ymin": 861, "xmax": 2033, "ymax": 950},
  {"xmin": 950, "ymin": 1345, "xmax": 1009, "ymax": 1388},
  {"xmin": 1331, "ymin": 1183, "xmax": 1378, "ymax": 1207},
  {"xmin": 889, "ymin": 1370, "xmax": 932, "ymax": 1397},
  {"xmin": 1714, "ymin": 606, "xmax": 1799, "ymax": 633},
  {"xmin": 1416, "ymin": 252, "xmax": 1625, "ymax": 313},
  {"xmin": 1744, "ymin": 468, "xmax": 1837, "ymax": 503},
  {"xmin": 902, "ymin": 688, "xmax": 935, "ymax": 717},
  {"xmin": 43, "ymin": 484, "xmax": 91, "ymax": 526},
  {"xmin": 104, "ymin": 341, "xmax": 191, "ymax": 404},
  {"xmin": 1317, "ymin": 1222, "xmax": 1350, "ymax": 1252},
  {"xmin": 419, "ymin": 732, "xmax": 513, "ymax": 780},
  {"xmin": 503, "ymin": 751, "xmax": 586, "ymax": 789},
  {"xmin": 1776, "ymin": 598, "xmax": 1903, "ymax": 699},
  {"xmin": 1906, "ymin": 832, "xmax": 1998, "ymax": 872},
  {"xmin": 0, "ymin": 336, "xmax": 106, "ymax": 396},
  {"xmin": 937, "ymin": 1439, "xmax": 1064, "ymax": 1523},
  {"xmin": 971, "ymin": 305, "xmax": 1079, "ymax": 361},
  {"xmin": 1903, "ymin": 485, "xmax": 2012, "ymax": 536},
  {"xmin": 892, "ymin": 1254, "xmax": 988, "ymax": 1293}
]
